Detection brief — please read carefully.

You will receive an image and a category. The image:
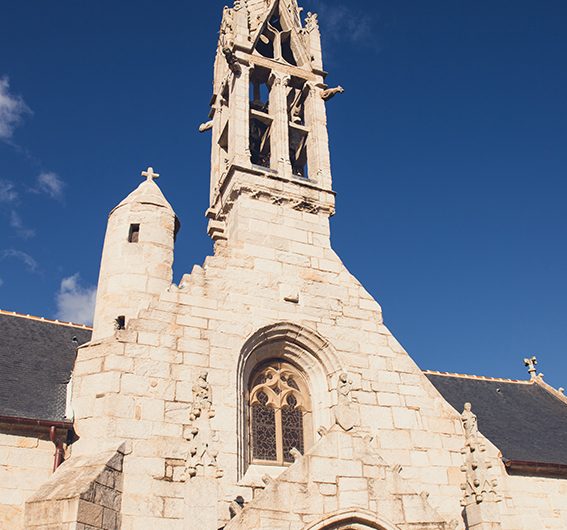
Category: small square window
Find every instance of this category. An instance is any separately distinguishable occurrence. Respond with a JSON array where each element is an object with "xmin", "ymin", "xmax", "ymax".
[{"xmin": 128, "ymin": 224, "xmax": 140, "ymax": 243}]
